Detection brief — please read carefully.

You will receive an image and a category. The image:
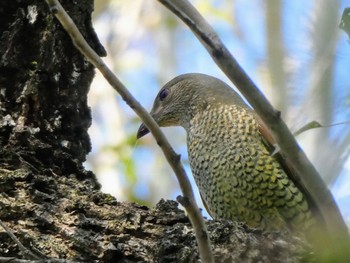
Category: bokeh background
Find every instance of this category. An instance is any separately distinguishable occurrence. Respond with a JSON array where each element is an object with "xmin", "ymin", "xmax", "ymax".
[{"xmin": 85, "ymin": 0, "xmax": 350, "ymax": 227}]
